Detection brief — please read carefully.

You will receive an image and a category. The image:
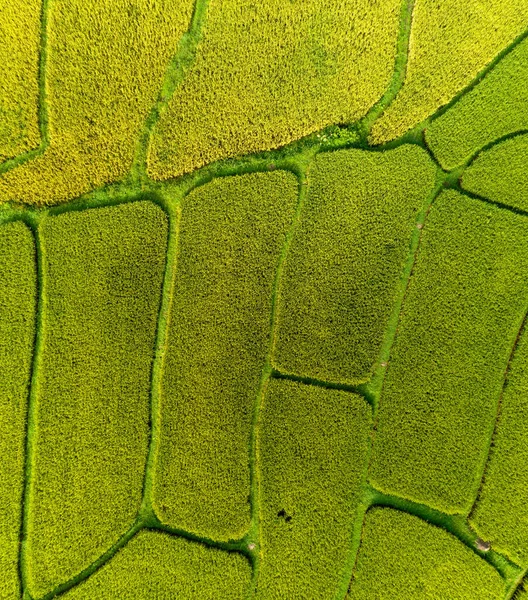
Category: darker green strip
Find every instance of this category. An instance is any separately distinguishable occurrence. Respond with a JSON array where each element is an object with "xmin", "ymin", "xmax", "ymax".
[
  {"xmin": 19, "ymin": 220, "xmax": 43, "ymax": 599},
  {"xmin": 270, "ymin": 368, "xmax": 374, "ymax": 408}
]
